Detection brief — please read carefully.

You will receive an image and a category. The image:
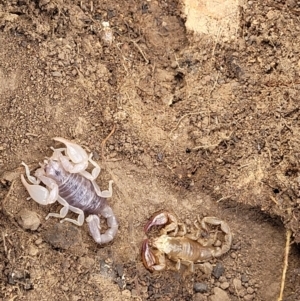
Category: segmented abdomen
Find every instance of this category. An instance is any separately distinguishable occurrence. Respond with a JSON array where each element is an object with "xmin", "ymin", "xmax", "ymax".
[
  {"xmin": 58, "ymin": 173, "xmax": 106, "ymax": 215},
  {"xmin": 174, "ymin": 238, "xmax": 215, "ymax": 262}
]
